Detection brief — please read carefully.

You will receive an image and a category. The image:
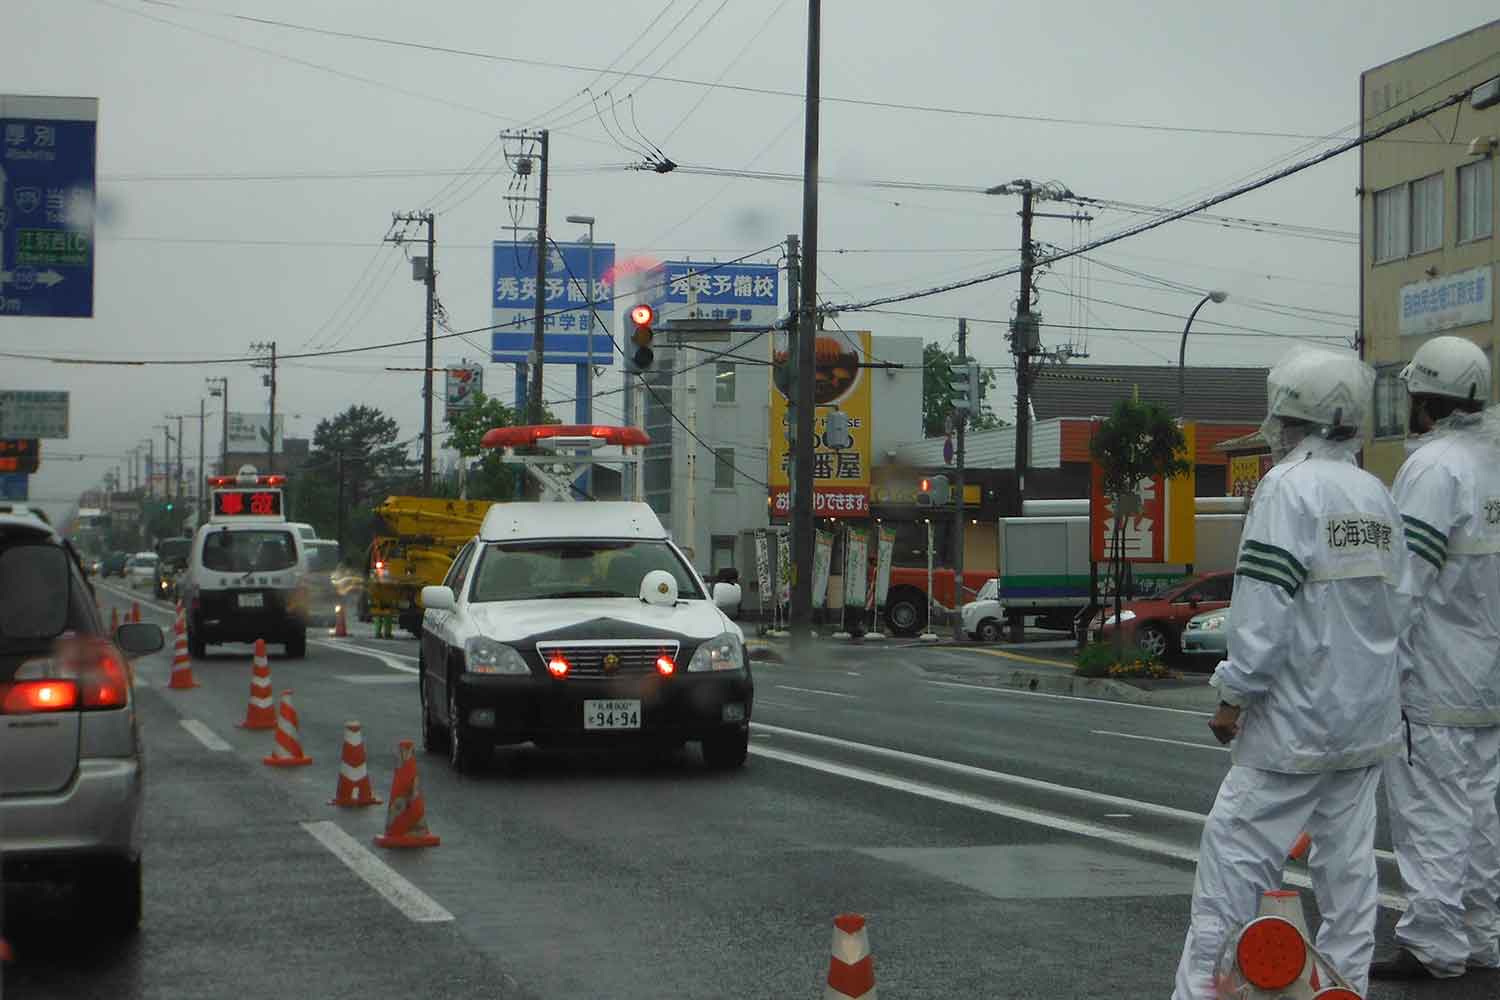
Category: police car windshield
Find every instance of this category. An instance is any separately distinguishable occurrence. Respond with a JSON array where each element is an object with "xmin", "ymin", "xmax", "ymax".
[
  {"xmin": 470, "ymin": 539, "xmax": 705, "ymax": 603},
  {"xmin": 202, "ymin": 529, "xmax": 297, "ymax": 573}
]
